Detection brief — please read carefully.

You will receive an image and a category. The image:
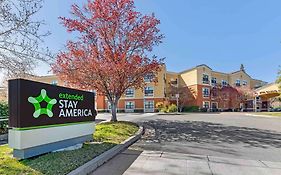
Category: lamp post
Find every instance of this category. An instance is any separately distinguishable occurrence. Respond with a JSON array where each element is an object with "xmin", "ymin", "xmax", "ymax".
[{"xmin": 175, "ymin": 93, "xmax": 179, "ymax": 113}]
